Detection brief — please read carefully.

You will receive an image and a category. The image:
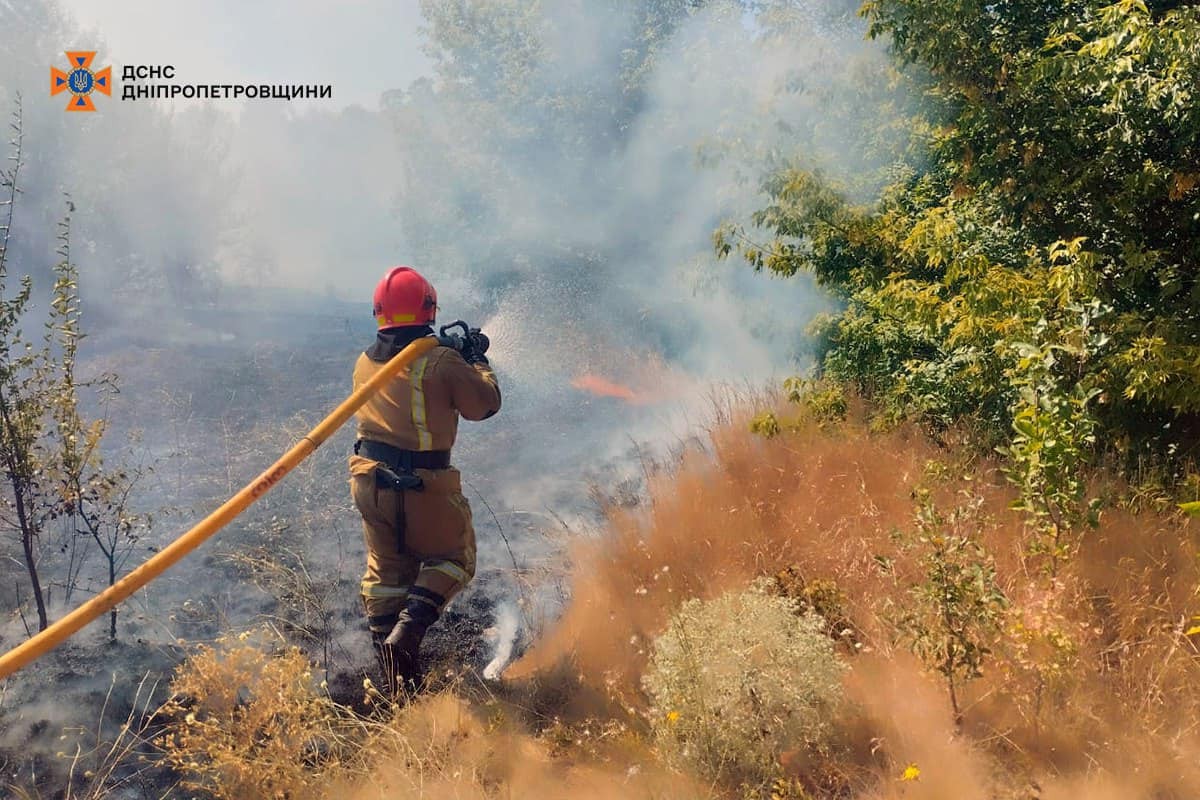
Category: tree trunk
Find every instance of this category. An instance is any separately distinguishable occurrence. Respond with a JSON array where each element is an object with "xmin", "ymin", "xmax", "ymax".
[
  {"xmin": 0, "ymin": 387, "xmax": 47, "ymax": 632},
  {"xmin": 108, "ymin": 558, "xmax": 117, "ymax": 640},
  {"xmin": 18, "ymin": 499, "xmax": 47, "ymax": 632}
]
